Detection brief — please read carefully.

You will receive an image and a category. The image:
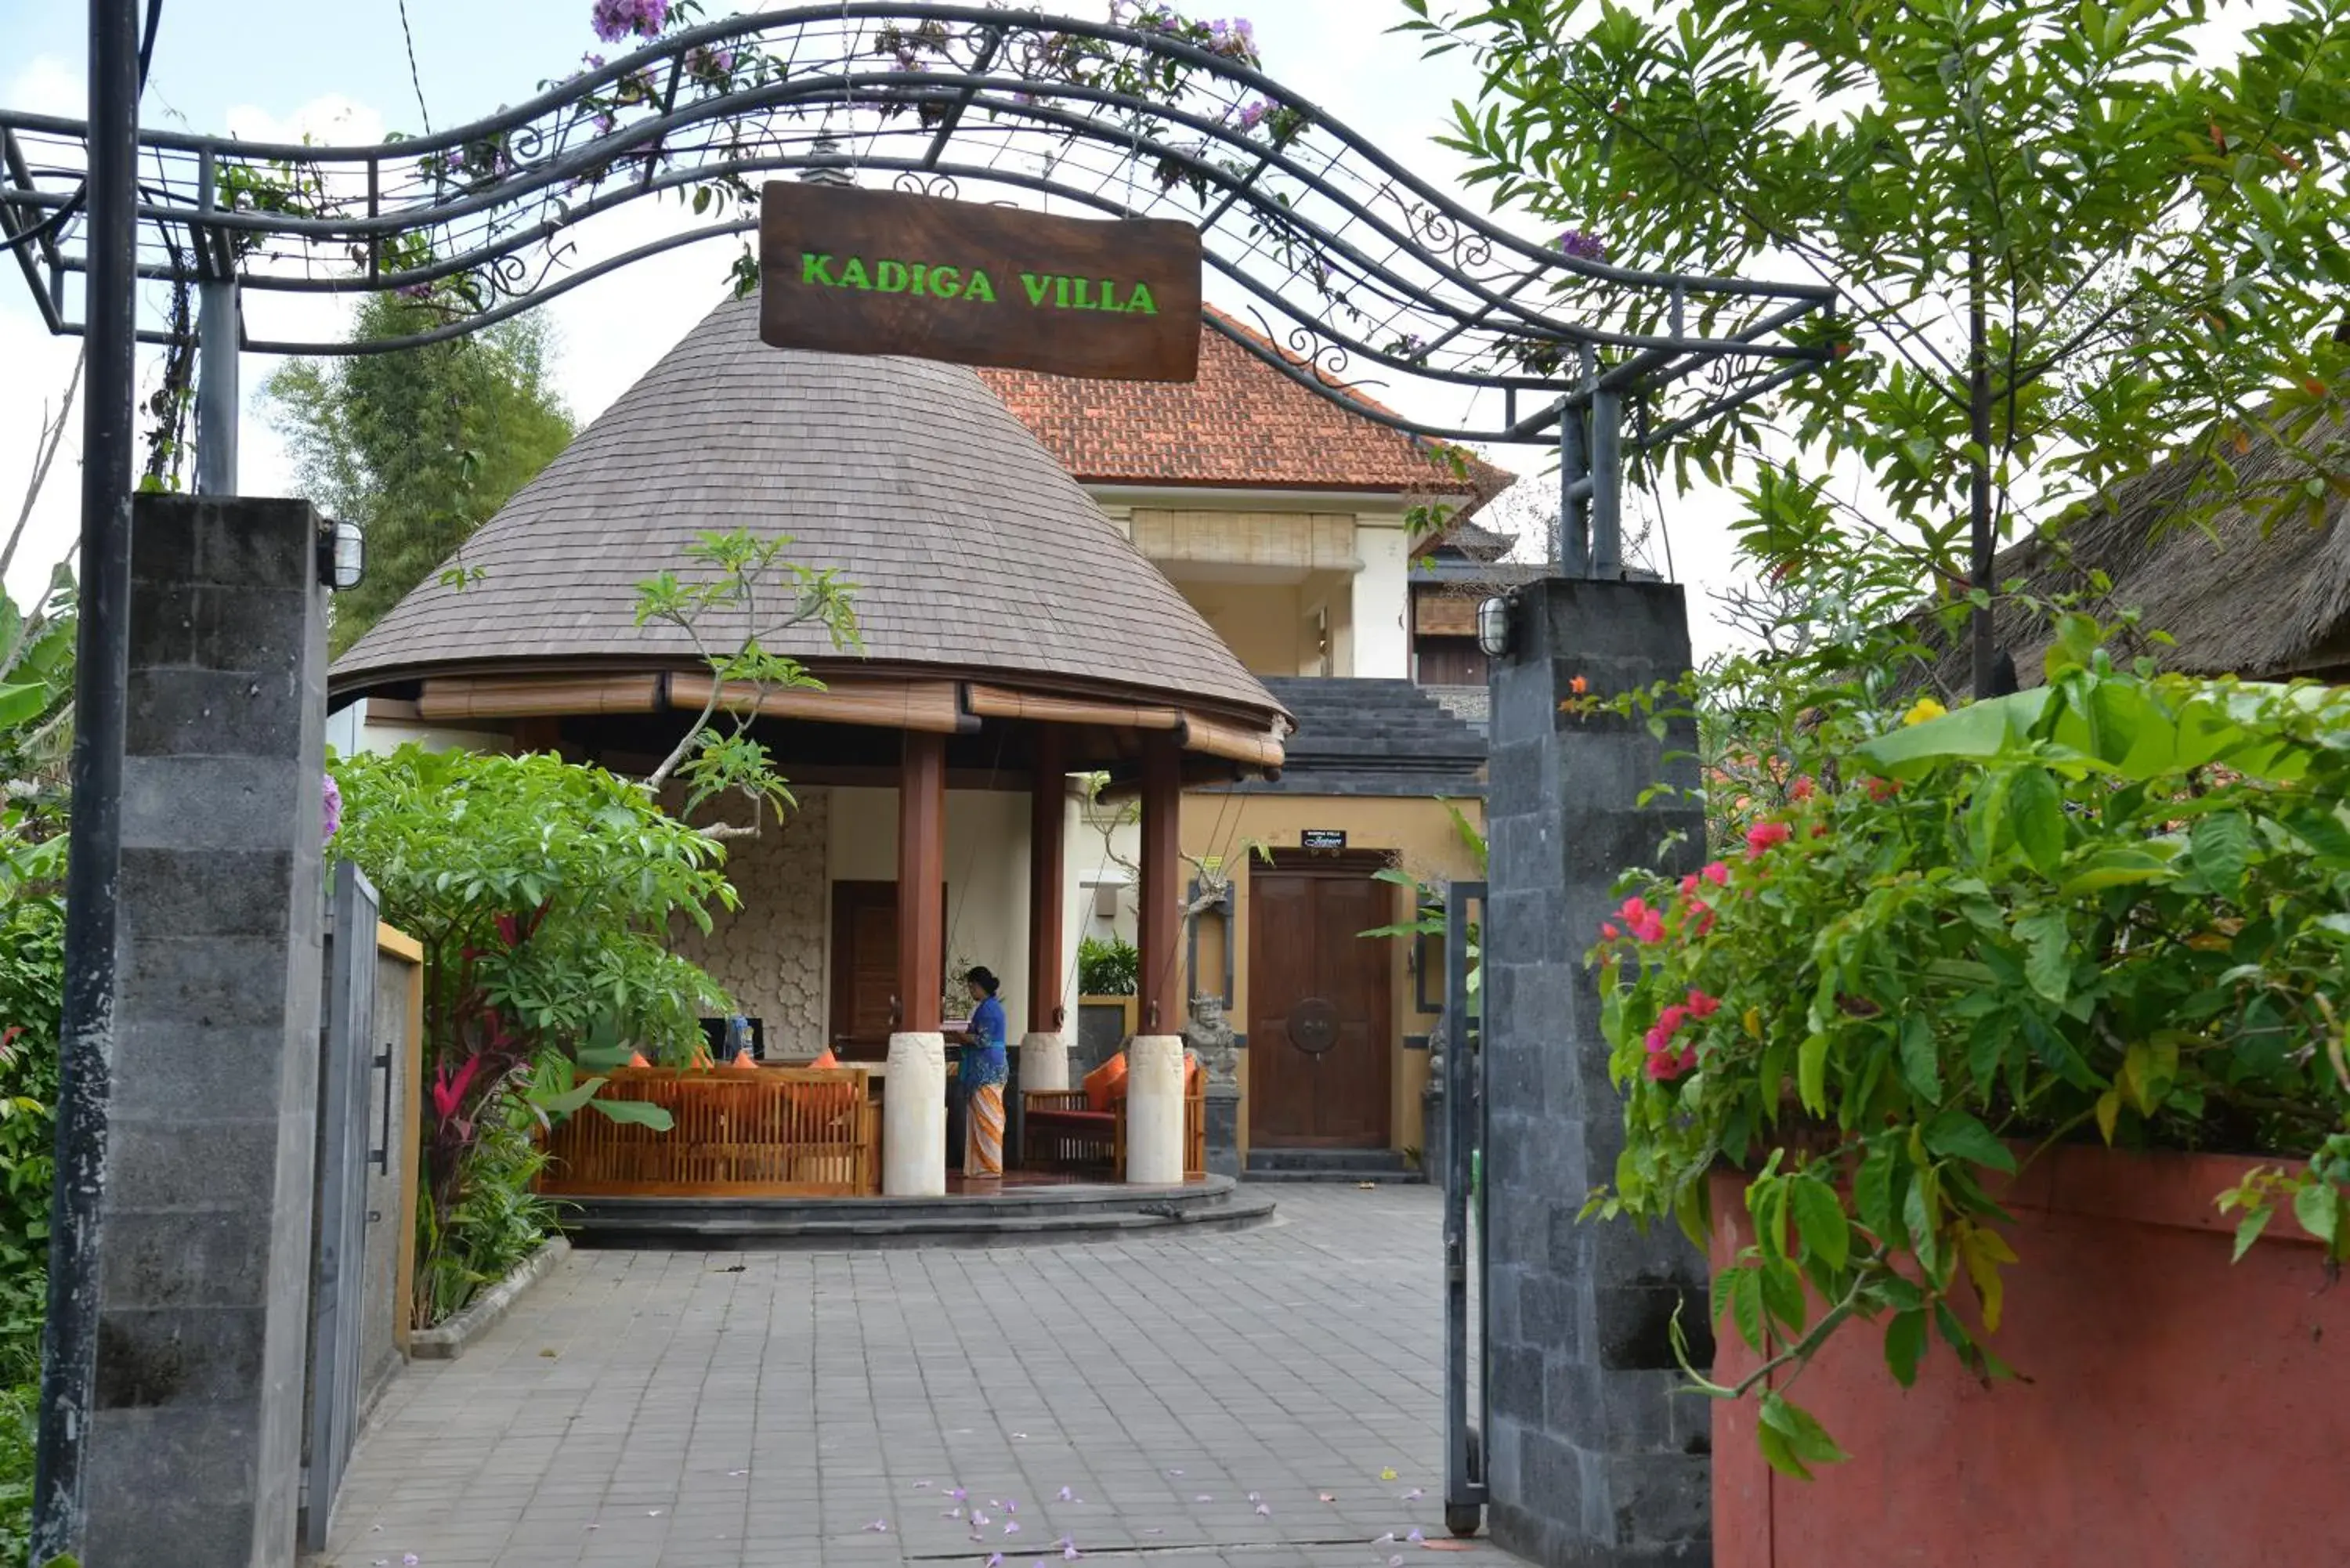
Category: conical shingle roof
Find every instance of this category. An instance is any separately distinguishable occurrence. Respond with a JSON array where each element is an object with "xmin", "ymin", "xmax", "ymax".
[{"xmin": 332, "ymin": 296, "xmax": 1280, "ymax": 722}]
